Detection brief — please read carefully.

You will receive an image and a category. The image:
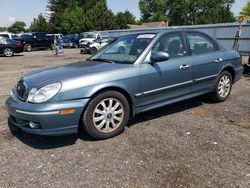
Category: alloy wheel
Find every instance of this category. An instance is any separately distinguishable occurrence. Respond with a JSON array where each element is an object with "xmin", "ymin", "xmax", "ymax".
[
  {"xmin": 218, "ymin": 75, "xmax": 231, "ymax": 98},
  {"xmin": 92, "ymin": 98, "xmax": 124, "ymax": 133},
  {"xmin": 3, "ymin": 48, "xmax": 14, "ymax": 57}
]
